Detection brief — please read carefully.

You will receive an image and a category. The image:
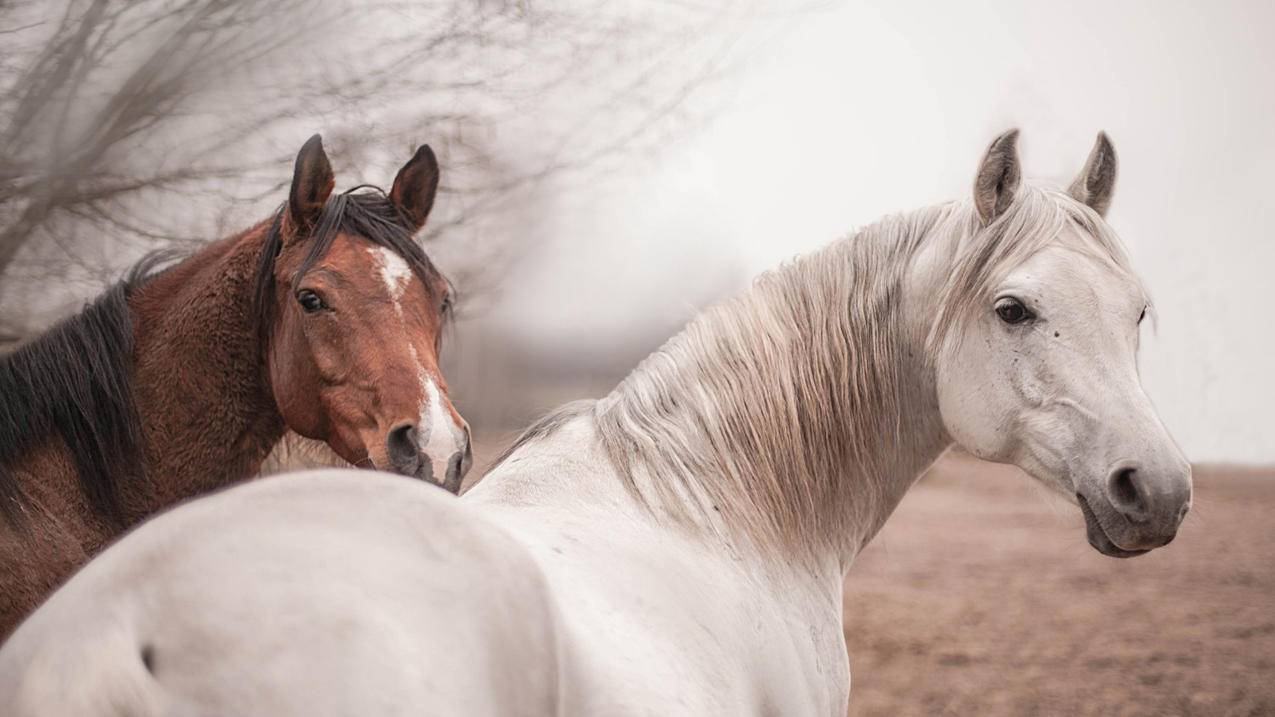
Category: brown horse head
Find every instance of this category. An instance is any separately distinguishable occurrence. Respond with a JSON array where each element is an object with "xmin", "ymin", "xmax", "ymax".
[{"xmin": 257, "ymin": 135, "xmax": 470, "ymax": 492}]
